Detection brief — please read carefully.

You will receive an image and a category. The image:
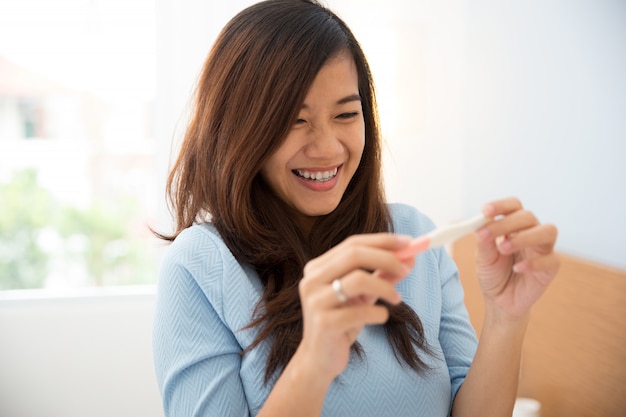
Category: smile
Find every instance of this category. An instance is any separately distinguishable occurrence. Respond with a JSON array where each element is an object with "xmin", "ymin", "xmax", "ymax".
[{"xmin": 294, "ymin": 167, "xmax": 339, "ymax": 182}]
